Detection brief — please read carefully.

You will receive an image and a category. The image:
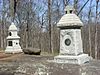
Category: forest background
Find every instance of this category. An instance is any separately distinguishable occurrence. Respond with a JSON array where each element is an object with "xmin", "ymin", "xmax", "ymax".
[{"xmin": 0, "ymin": 0, "xmax": 100, "ymax": 59}]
